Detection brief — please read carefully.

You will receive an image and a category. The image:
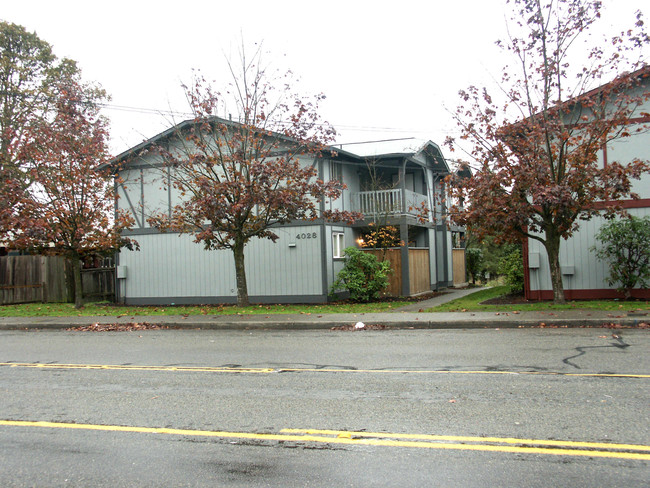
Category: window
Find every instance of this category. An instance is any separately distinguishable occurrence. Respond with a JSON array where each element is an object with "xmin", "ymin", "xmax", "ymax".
[
  {"xmin": 333, "ymin": 232, "xmax": 345, "ymax": 258},
  {"xmin": 331, "ymin": 162, "xmax": 343, "ymax": 183}
]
